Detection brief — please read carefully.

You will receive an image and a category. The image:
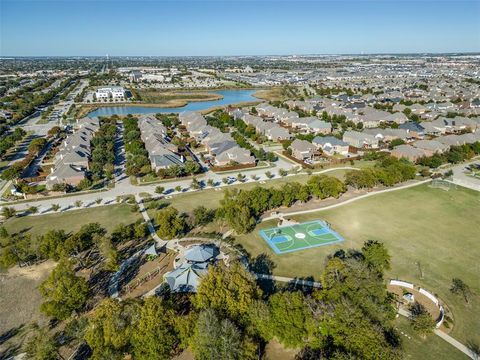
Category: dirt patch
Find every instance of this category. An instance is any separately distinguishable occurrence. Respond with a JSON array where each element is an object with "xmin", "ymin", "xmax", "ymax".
[
  {"xmin": 0, "ymin": 260, "xmax": 55, "ymax": 352},
  {"xmin": 265, "ymin": 339, "xmax": 299, "ymax": 360}
]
